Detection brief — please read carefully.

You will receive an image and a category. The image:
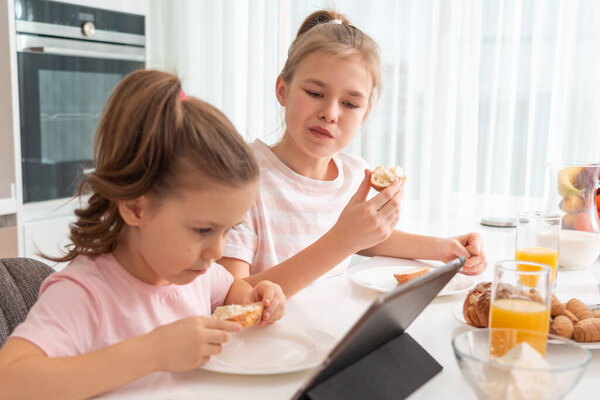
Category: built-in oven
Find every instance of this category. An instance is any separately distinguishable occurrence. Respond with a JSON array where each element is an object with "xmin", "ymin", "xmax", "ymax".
[{"xmin": 15, "ymin": 0, "xmax": 145, "ymax": 203}]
